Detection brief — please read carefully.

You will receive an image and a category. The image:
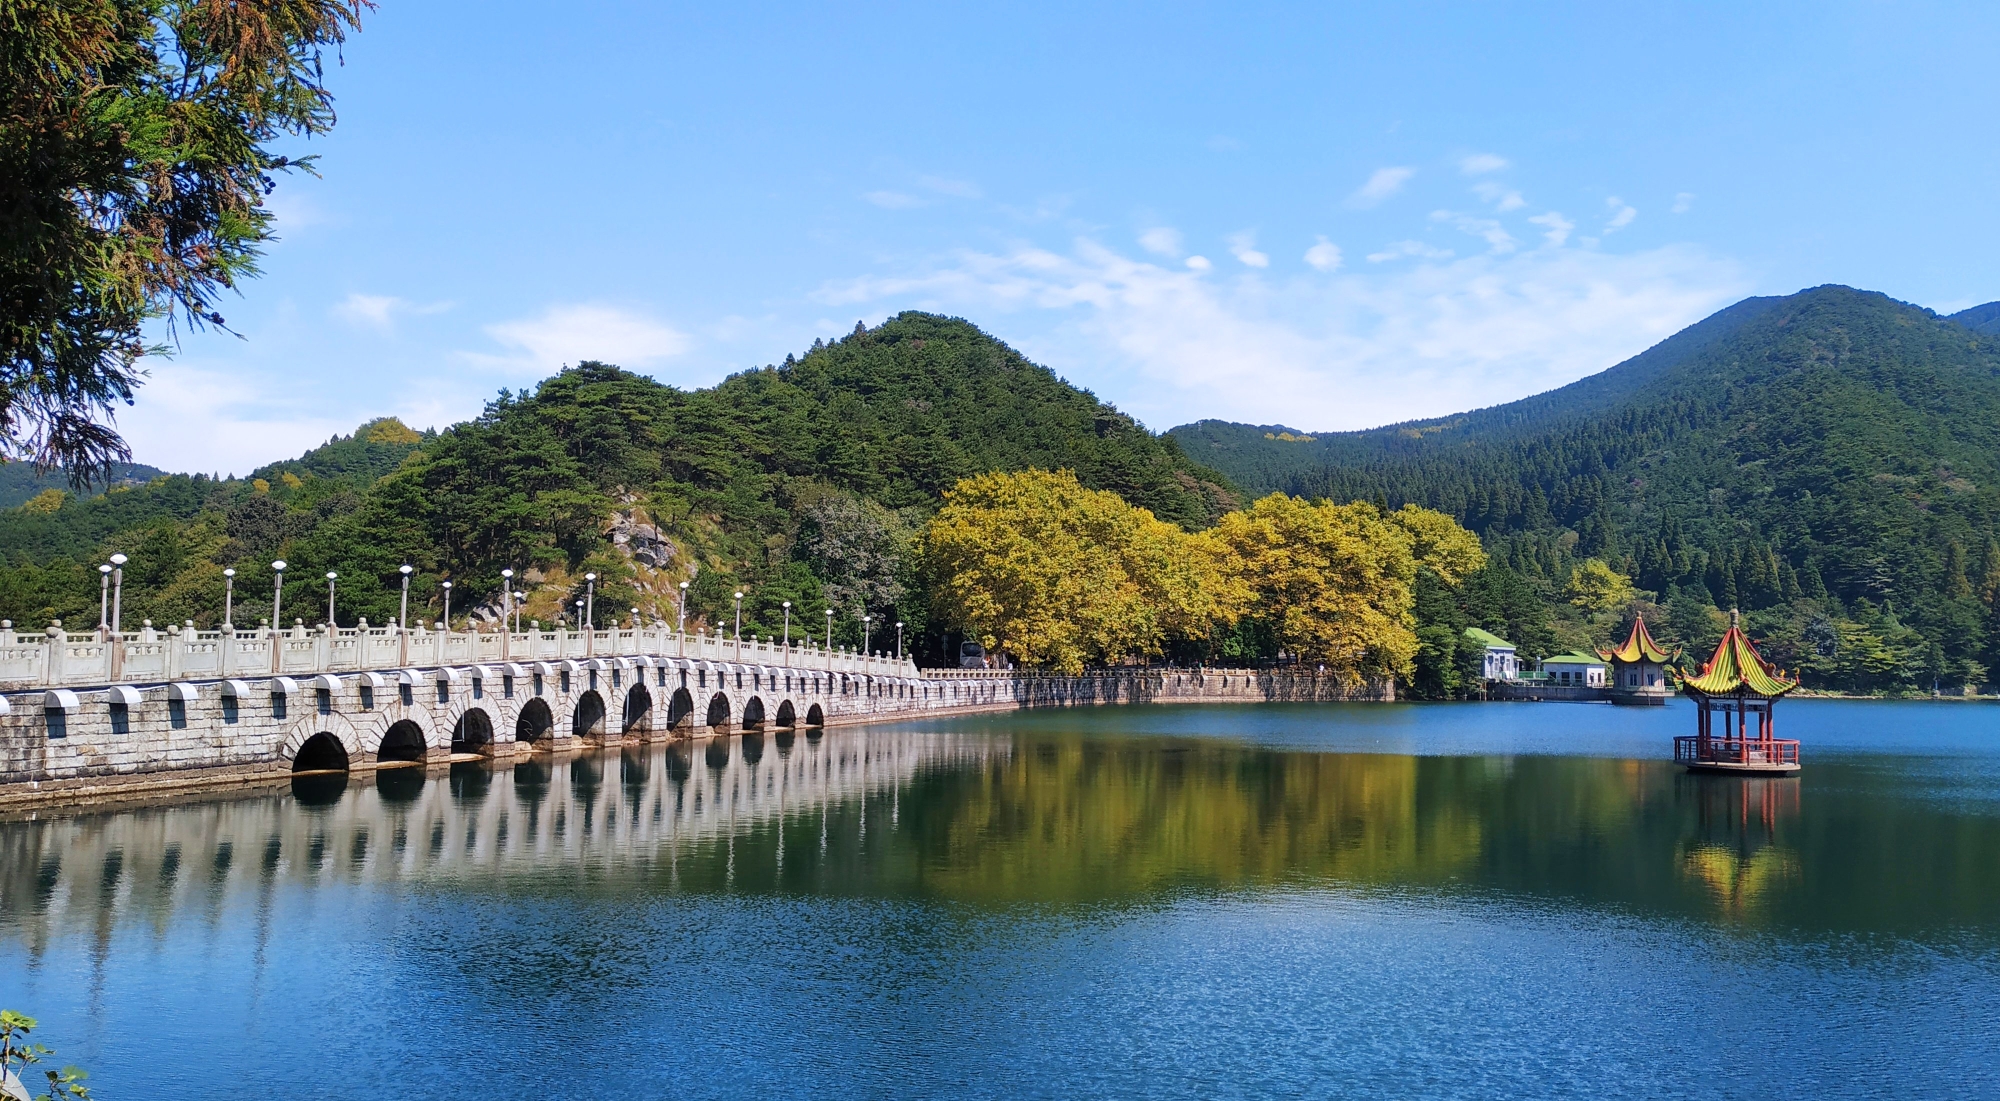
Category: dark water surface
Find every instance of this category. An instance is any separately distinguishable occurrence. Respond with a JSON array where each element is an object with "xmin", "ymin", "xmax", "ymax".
[{"xmin": 3, "ymin": 699, "xmax": 1998, "ymax": 1098}]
